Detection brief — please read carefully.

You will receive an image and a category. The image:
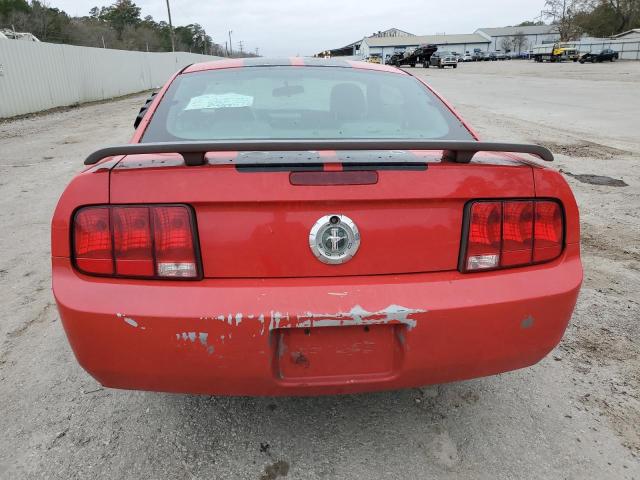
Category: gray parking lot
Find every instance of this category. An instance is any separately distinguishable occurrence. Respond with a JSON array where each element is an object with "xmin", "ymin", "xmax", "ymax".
[{"xmin": 0, "ymin": 60, "xmax": 639, "ymax": 479}]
